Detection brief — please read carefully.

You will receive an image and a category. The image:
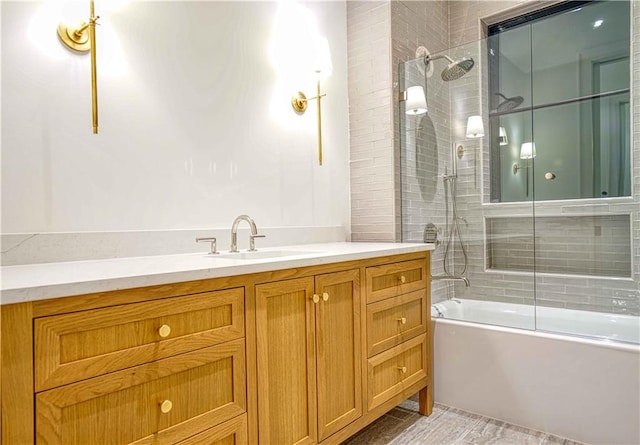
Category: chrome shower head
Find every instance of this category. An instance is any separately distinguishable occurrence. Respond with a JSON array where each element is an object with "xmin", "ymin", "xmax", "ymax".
[
  {"xmin": 441, "ymin": 57, "xmax": 475, "ymax": 81},
  {"xmin": 424, "ymin": 54, "xmax": 475, "ymax": 81}
]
